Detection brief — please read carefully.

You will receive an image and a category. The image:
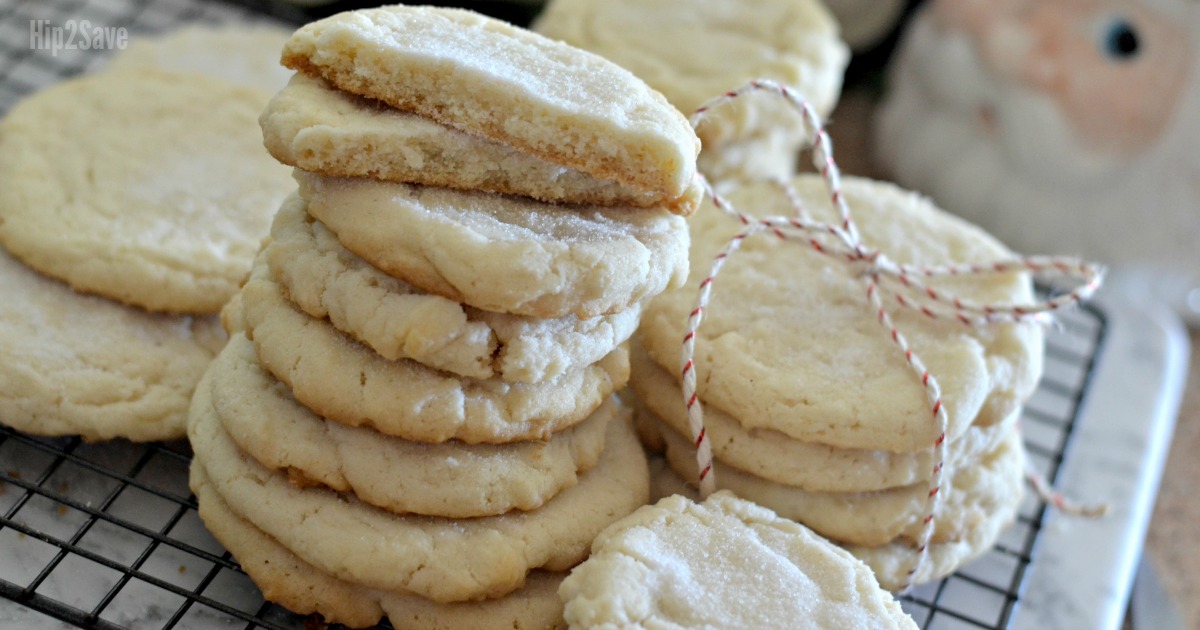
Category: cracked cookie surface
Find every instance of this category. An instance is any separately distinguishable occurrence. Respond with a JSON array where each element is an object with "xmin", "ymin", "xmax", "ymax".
[
  {"xmin": 0, "ymin": 69, "xmax": 293, "ymax": 313},
  {"xmin": 266, "ymin": 195, "xmax": 641, "ymax": 383},
  {"xmin": 559, "ymin": 492, "xmax": 915, "ymax": 629},
  {"xmin": 0, "ymin": 248, "xmax": 225, "ymax": 441},
  {"xmin": 204, "ymin": 335, "xmax": 616, "ymax": 517},
  {"xmin": 189, "ymin": 391, "xmax": 649, "ymax": 603},
  {"xmin": 237, "ymin": 261, "xmax": 630, "ymax": 444},
  {"xmin": 297, "ymin": 172, "xmax": 689, "ymax": 320}
]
